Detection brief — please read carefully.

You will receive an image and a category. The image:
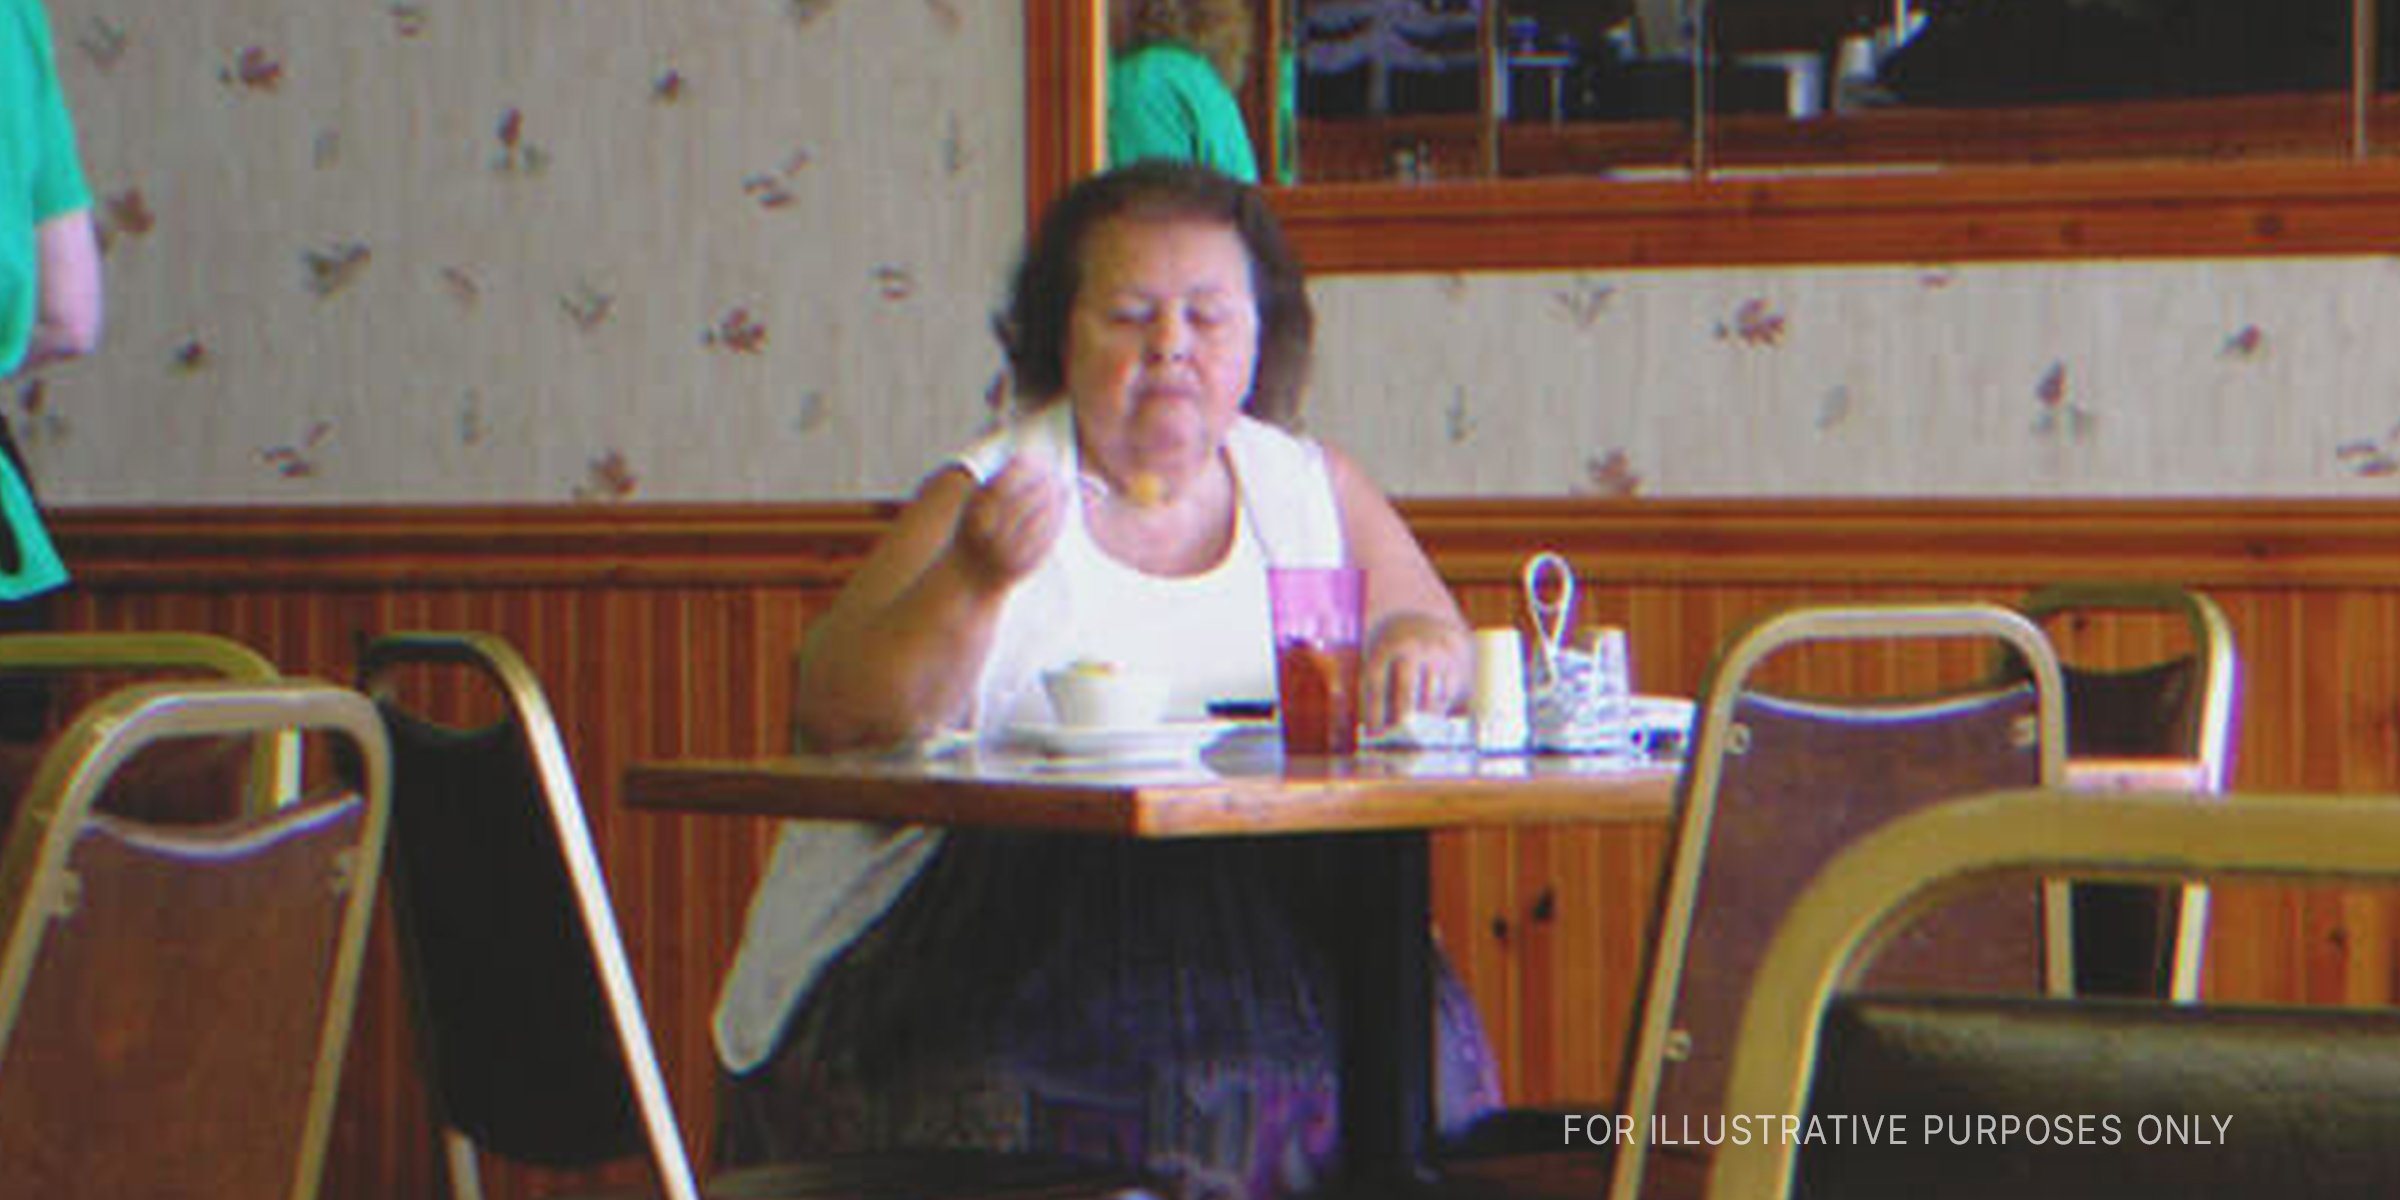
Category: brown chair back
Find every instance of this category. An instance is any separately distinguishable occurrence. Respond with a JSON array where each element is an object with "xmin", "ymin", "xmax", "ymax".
[
  {"xmin": 0, "ymin": 681, "xmax": 390, "ymax": 1200},
  {"xmin": 1617, "ymin": 604, "xmax": 2065, "ymax": 1200}
]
